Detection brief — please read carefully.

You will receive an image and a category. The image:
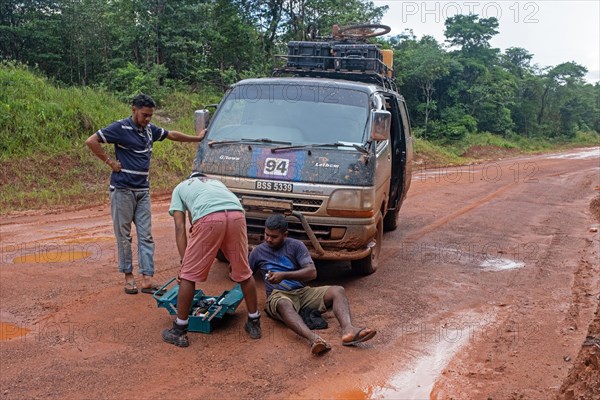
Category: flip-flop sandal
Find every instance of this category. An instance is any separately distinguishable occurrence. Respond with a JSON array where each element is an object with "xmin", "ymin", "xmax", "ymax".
[
  {"xmin": 342, "ymin": 328, "xmax": 377, "ymax": 346},
  {"xmin": 141, "ymin": 284, "xmax": 166, "ymax": 295},
  {"xmin": 311, "ymin": 338, "xmax": 331, "ymax": 355},
  {"xmin": 124, "ymin": 281, "xmax": 138, "ymax": 295}
]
